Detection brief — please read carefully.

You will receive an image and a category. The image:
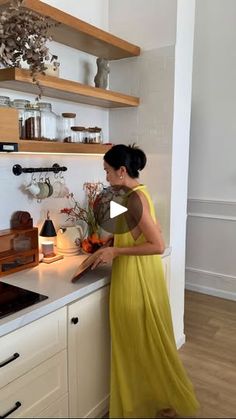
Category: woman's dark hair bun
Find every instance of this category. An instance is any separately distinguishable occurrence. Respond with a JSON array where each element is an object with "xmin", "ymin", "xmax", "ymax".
[
  {"xmin": 104, "ymin": 143, "xmax": 147, "ymax": 178},
  {"xmin": 128, "ymin": 143, "xmax": 147, "ymax": 172}
]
